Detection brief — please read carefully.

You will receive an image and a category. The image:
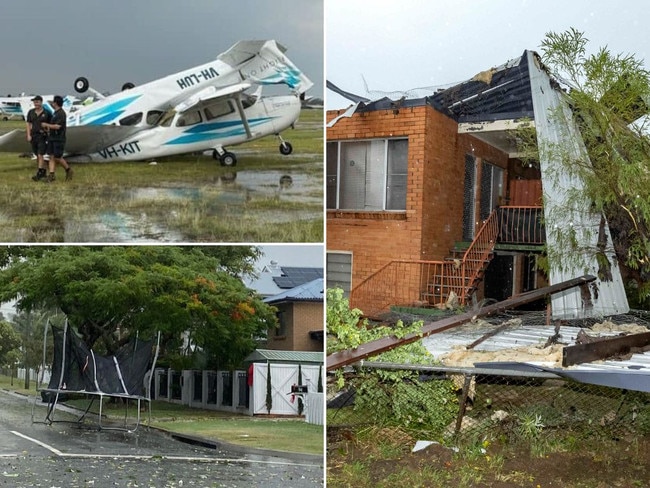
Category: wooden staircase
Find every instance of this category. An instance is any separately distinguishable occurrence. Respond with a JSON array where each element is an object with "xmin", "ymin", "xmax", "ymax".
[
  {"xmin": 422, "ymin": 209, "xmax": 499, "ymax": 306},
  {"xmin": 349, "ymin": 210, "xmax": 500, "ymax": 316}
]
